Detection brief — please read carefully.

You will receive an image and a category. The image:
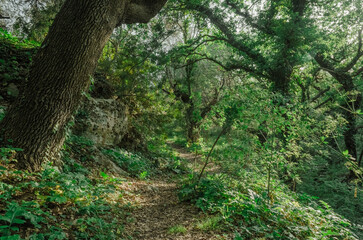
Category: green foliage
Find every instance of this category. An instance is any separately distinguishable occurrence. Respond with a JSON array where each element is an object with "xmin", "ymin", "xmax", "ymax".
[
  {"xmin": 0, "ymin": 148, "xmax": 127, "ymax": 239},
  {"xmin": 101, "ymin": 145, "xmax": 190, "ymax": 178},
  {"xmin": 0, "ymin": 28, "xmax": 38, "ymax": 99},
  {"xmin": 102, "ymin": 148, "xmax": 154, "ymax": 178},
  {"xmin": 96, "ymin": 26, "xmax": 177, "ymax": 152},
  {"xmin": 298, "ymin": 154, "xmax": 363, "ymax": 228},
  {"xmin": 168, "ymin": 225, "xmax": 187, "ymax": 234},
  {"xmin": 195, "ymin": 215, "xmax": 222, "ymax": 231},
  {"xmin": 62, "ymin": 135, "xmax": 96, "ymax": 169},
  {"xmin": 179, "ymin": 174, "xmax": 358, "ymax": 239},
  {"xmin": 0, "ymin": 28, "xmax": 39, "ymax": 48},
  {"xmin": 65, "ymin": 135, "xmax": 94, "ymax": 153}
]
